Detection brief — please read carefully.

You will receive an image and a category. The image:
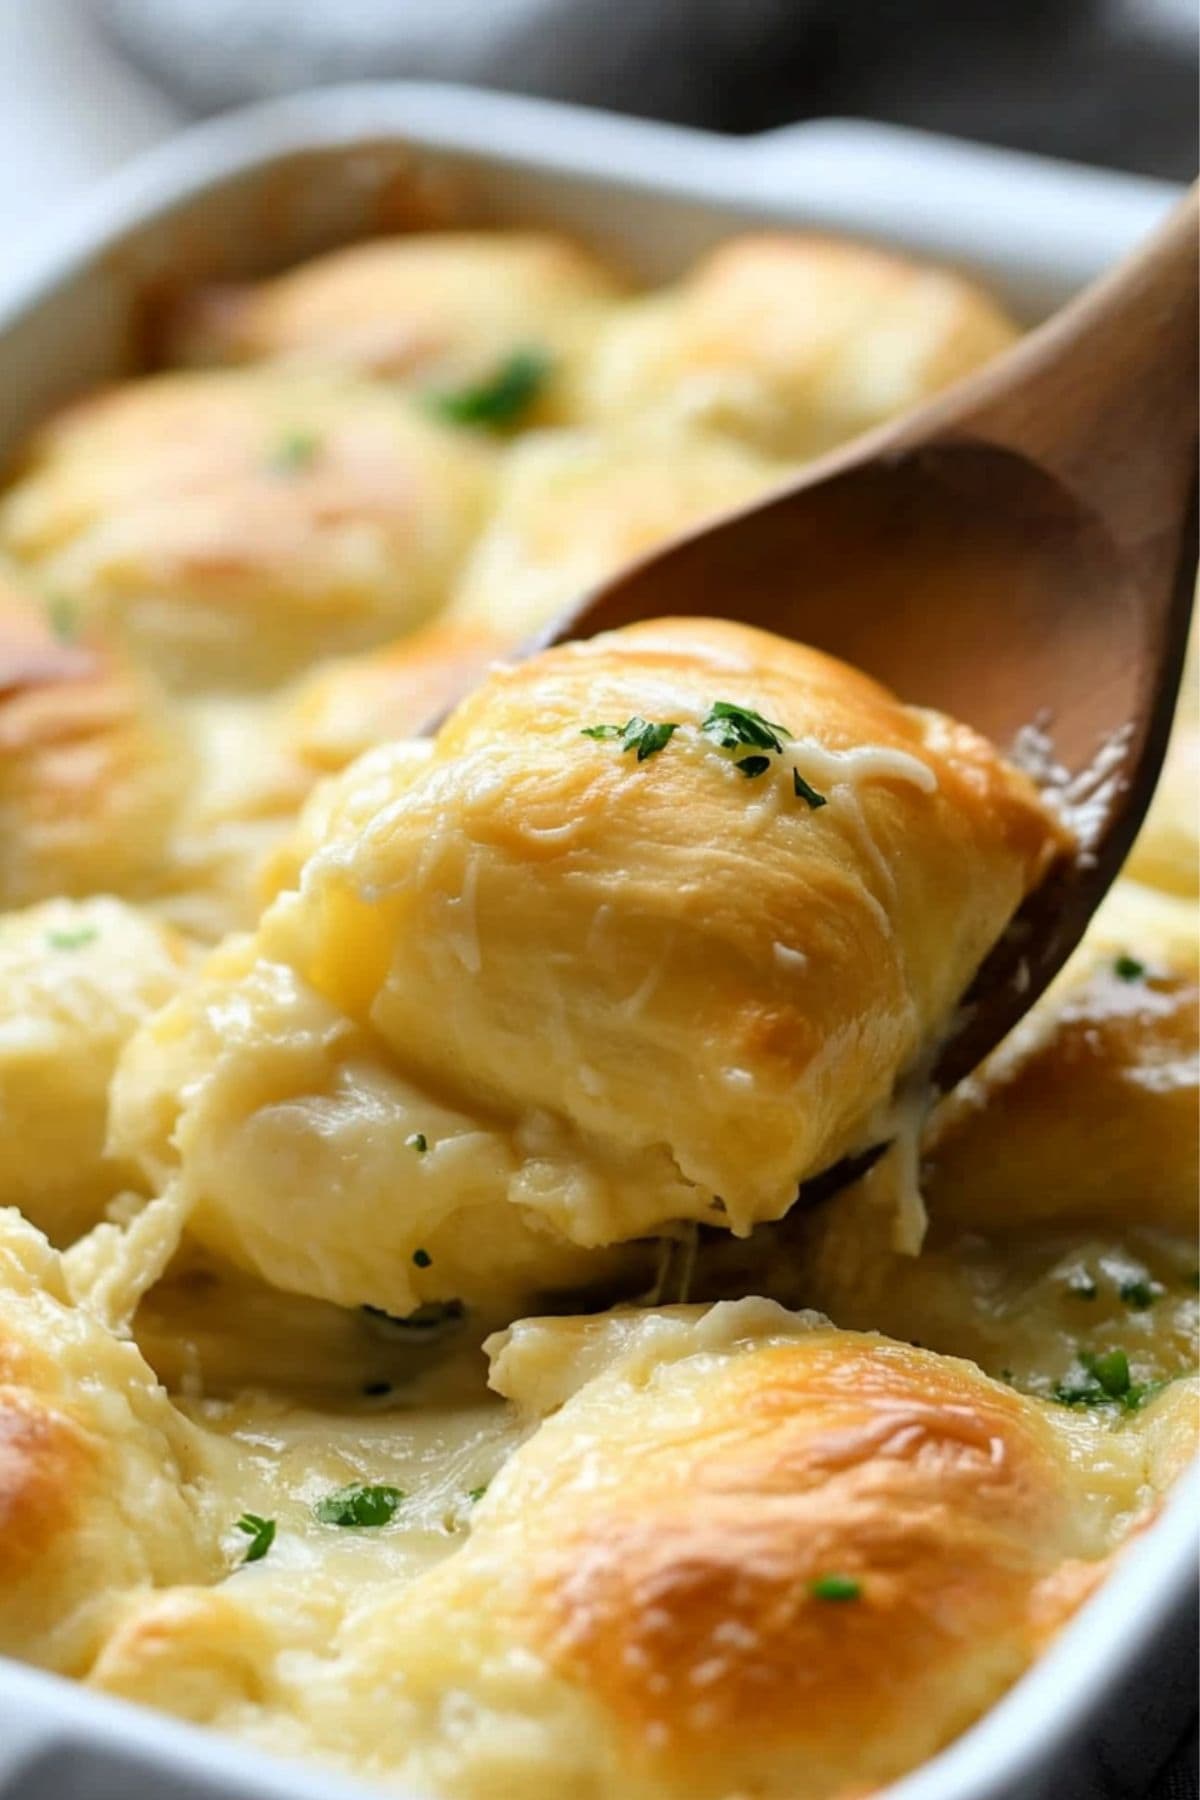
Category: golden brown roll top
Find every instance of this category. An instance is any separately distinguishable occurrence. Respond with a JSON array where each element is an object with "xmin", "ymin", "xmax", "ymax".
[
  {"xmin": 0, "ymin": 571, "xmax": 194, "ymax": 910},
  {"xmin": 165, "ymin": 229, "xmax": 626, "ymax": 405},
  {"xmin": 573, "ymin": 233, "xmax": 1019, "ymax": 458},
  {"xmin": 178, "ymin": 1302, "xmax": 1163, "ymax": 1800},
  {"xmin": 921, "ymin": 879, "xmax": 1198, "ymax": 1236},
  {"xmin": 275, "ymin": 618, "xmax": 509, "ymax": 782},
  {"xmin": 447, "ymin": 423, "xmax": 787, "ymax": 640},
  {"xmin": 111, "ymin": 616, "xmax": 1061, "ymax": 1316},
  {"xmin": 0, "ymin": 1209, "xmax": 224, "ymax": 1674},
  {"xmin": 0, "ymin": 370, "xmax": 496, "ymax": 692}
]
